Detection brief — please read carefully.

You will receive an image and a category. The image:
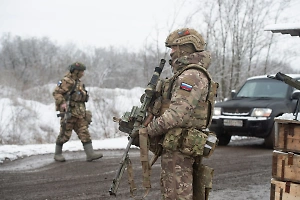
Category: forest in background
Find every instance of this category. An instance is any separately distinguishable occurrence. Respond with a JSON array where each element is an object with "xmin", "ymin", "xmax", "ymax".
[
  {"xmin": 0, "ymin": 0, "xmax": 300, "ymax": 144},
  {"xmin": 0, "ymin": 0, "xmax": 299, "ymax": 104}
]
